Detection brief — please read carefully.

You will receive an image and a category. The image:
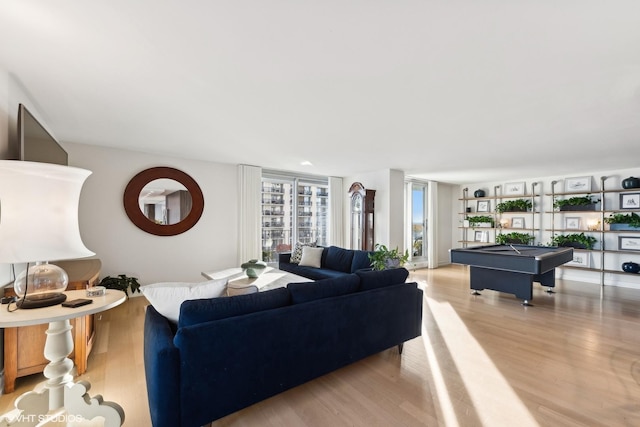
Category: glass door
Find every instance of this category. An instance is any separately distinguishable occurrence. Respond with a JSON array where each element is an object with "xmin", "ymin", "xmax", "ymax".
[{"xmin": 409, "ymin": 182, "xmax": 428, "ymax": 261}]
